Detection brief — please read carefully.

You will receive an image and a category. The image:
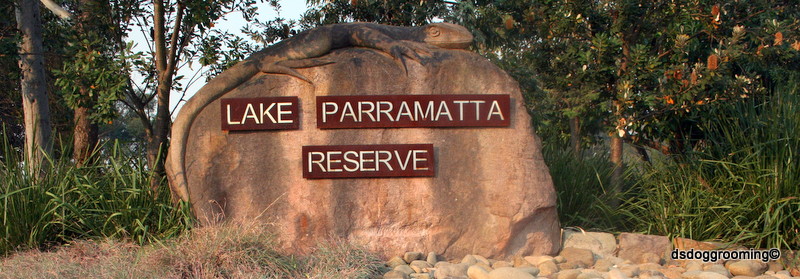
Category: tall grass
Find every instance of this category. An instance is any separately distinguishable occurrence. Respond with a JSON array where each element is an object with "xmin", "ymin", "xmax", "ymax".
[
  {"xmin": 0, "ymin": 135, "xmax": 193, "ymax": 255},
  {"xmin": 542, "ymin": 143, "xmax": 621, "ymax": 230},
  {"xmin": 619, "ymin": 83, "xmax": 800, "ymax": 249}
]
